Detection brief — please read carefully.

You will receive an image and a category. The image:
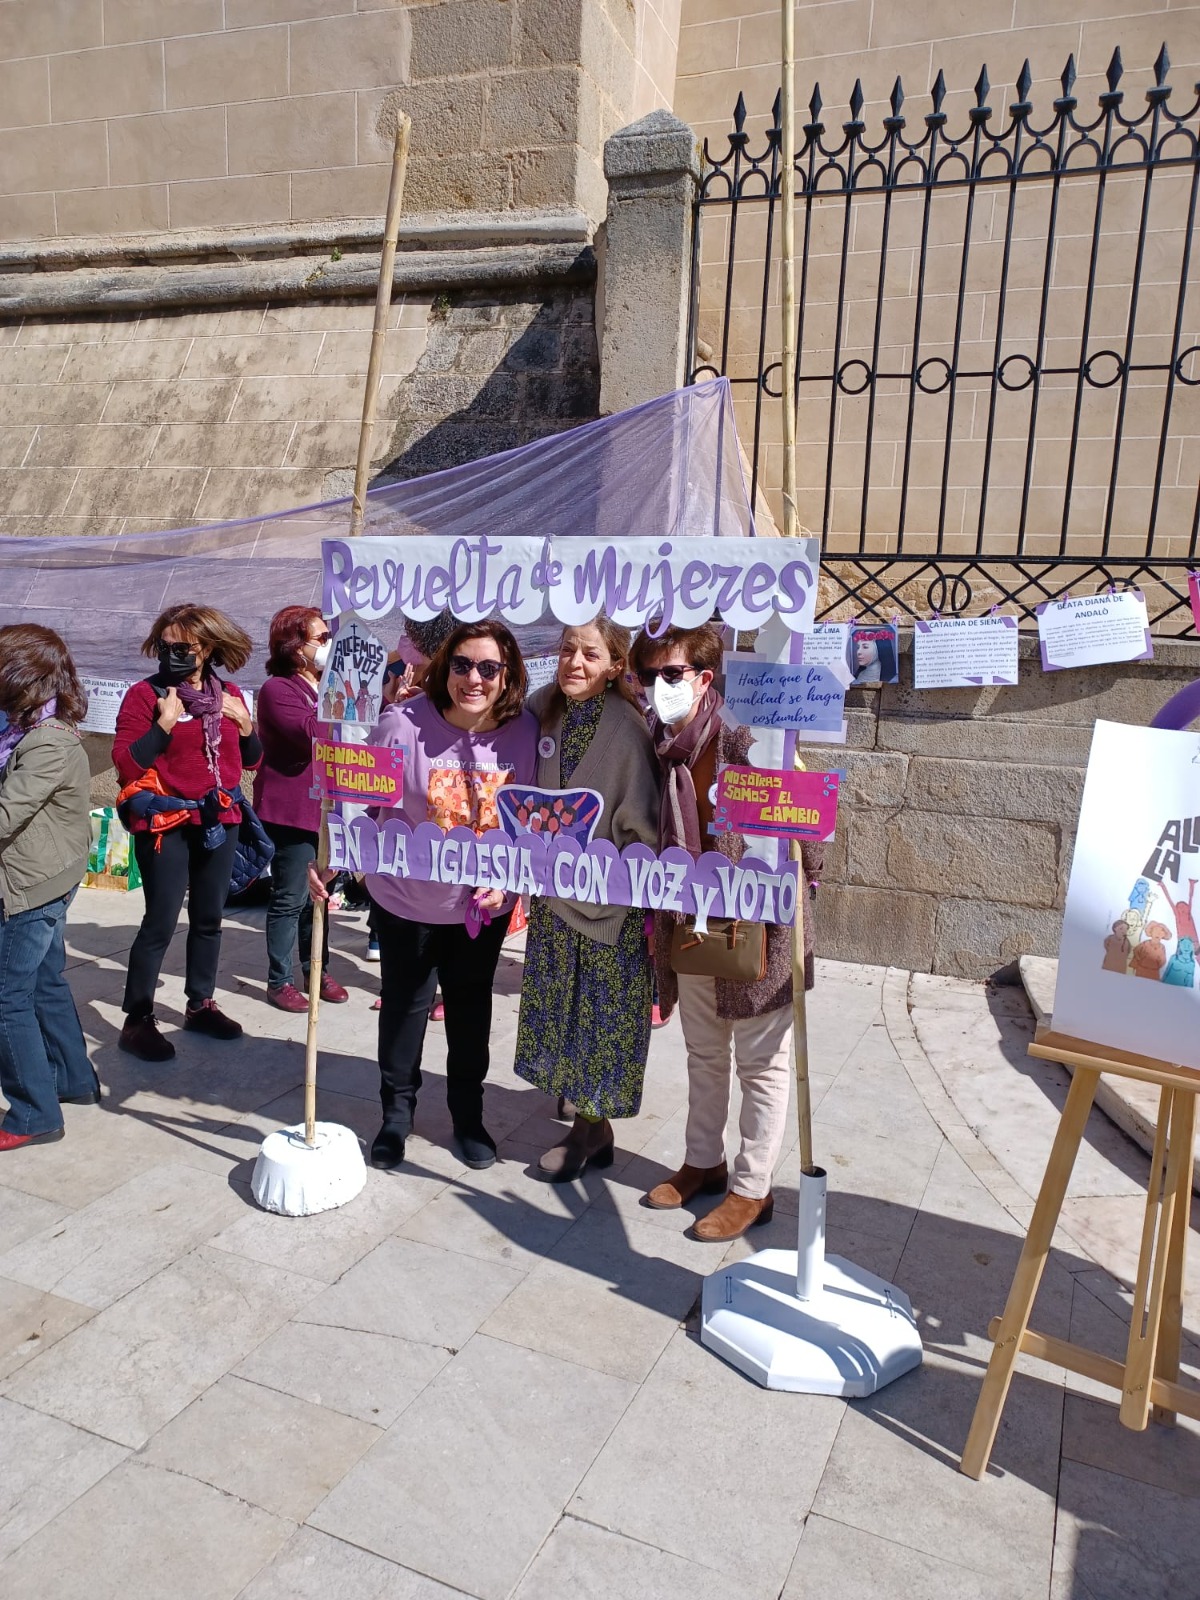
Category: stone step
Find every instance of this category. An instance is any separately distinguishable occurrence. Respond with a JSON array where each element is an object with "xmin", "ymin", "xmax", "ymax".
[{"xmin": 1017, "ymin": 953, "xmax": 1200, "ymax": 1196}]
